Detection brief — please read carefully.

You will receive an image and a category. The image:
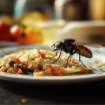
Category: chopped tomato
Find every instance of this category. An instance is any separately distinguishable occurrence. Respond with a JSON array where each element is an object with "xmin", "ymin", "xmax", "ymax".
[
  {"xmin": 74, "ymin": 61, "xmax": 79, "ymax": 64},
  {"xmin": 43, "ymin": 64, "xmax": 66, "ymax": 75},
  {"xmin": 0, "ymin": 66, "xmax": 6, "ymax": 72},
  {"xmin": 7, "ymin": 68, "xmax": 18, "ymax": 73},
  {"xmin": 29, "ymin": 61, "xmax": 34, "ymax": 64},
  {"xmin": 60, "ymin": 68, "xmax": 65, "ymax": 75},
  {"xmin": 34, "ymin": 72, "xmax": 43, "ymax": 76},
  {"xmin": 17, "ymin": 69, "xmax": 23, "ymax": 74},
  {"xmin": 11, "ymin": 58, "xmax": 20, "ymax": 63},
  {"xmin": 22, "ymin": 61, "xmax": 26, "ymax": 65},
  {"xmin": 38, "ymin": 51, "xmax": 45, "ymax": 58},
  {"xmin": 7, "ymin": 66, "xmax": 11, "ymax": 69}
]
